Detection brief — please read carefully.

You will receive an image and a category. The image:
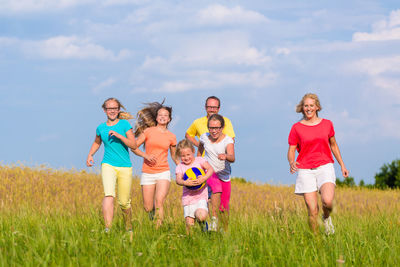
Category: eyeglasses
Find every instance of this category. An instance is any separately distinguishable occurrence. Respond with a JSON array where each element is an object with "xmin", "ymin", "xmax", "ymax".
[
  {"xmin": 208, "ymin": 126, "xmax": 222, "ymax": 131},
  {"xmin": 206, "ymin": 106, "xmax": 220, "ymax": 110},
  {"xmin": 105, "ymin": 107, "xmax": 119, "ymax": 111}
]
